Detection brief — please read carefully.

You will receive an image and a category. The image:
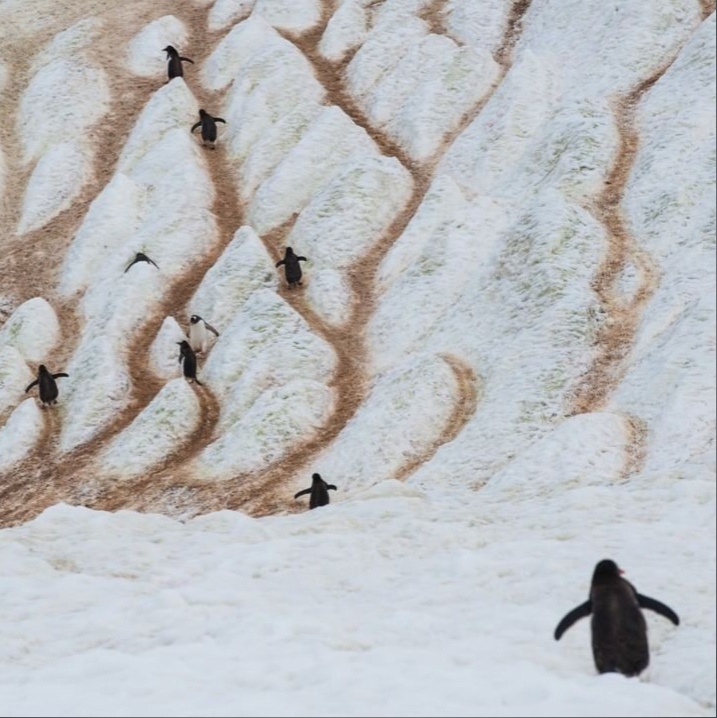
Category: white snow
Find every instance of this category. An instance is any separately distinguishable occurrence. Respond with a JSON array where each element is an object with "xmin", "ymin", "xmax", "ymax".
[
  {"xmin": 0, "ymin": 398, "xmax": 44, "ymax": 471},
  {"xmin": 126, "ymin": 16, "xmax": 188, "ymax": 78},
  {"xmin": 0, "ymin": 346, "xmax": 34, "ymax": 416},
  {"xmin": 0, "ymin": 0, "xmax": 714, "ymax": 716},
  {"xmin": 0, "ymin": 297, "xmax": 61, "ymax": 364},
  {"xmin": 148, "ymin": 317, "xmax": 187, "ymax": 380},
  {"xmin": 208, "ymin": 0, "xmax": 256, "ymax": 33},
  {"xmin": 17, "ymin": 142, "xmax": 90, "ymax": 235},
  {"xmin": 319, "ymin": 0, "xmax": 369, "ymax": 61},
  {"xmin": 251, "ymin": 0, "xmax": 321, "ymax": 32},
  {"xmin": 17, "ymin": 21, "xmax": 110, "ymax": 233},
  {"xmin": 99, "ymin": 378, "xmax": 201, "ymax": 478}
]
